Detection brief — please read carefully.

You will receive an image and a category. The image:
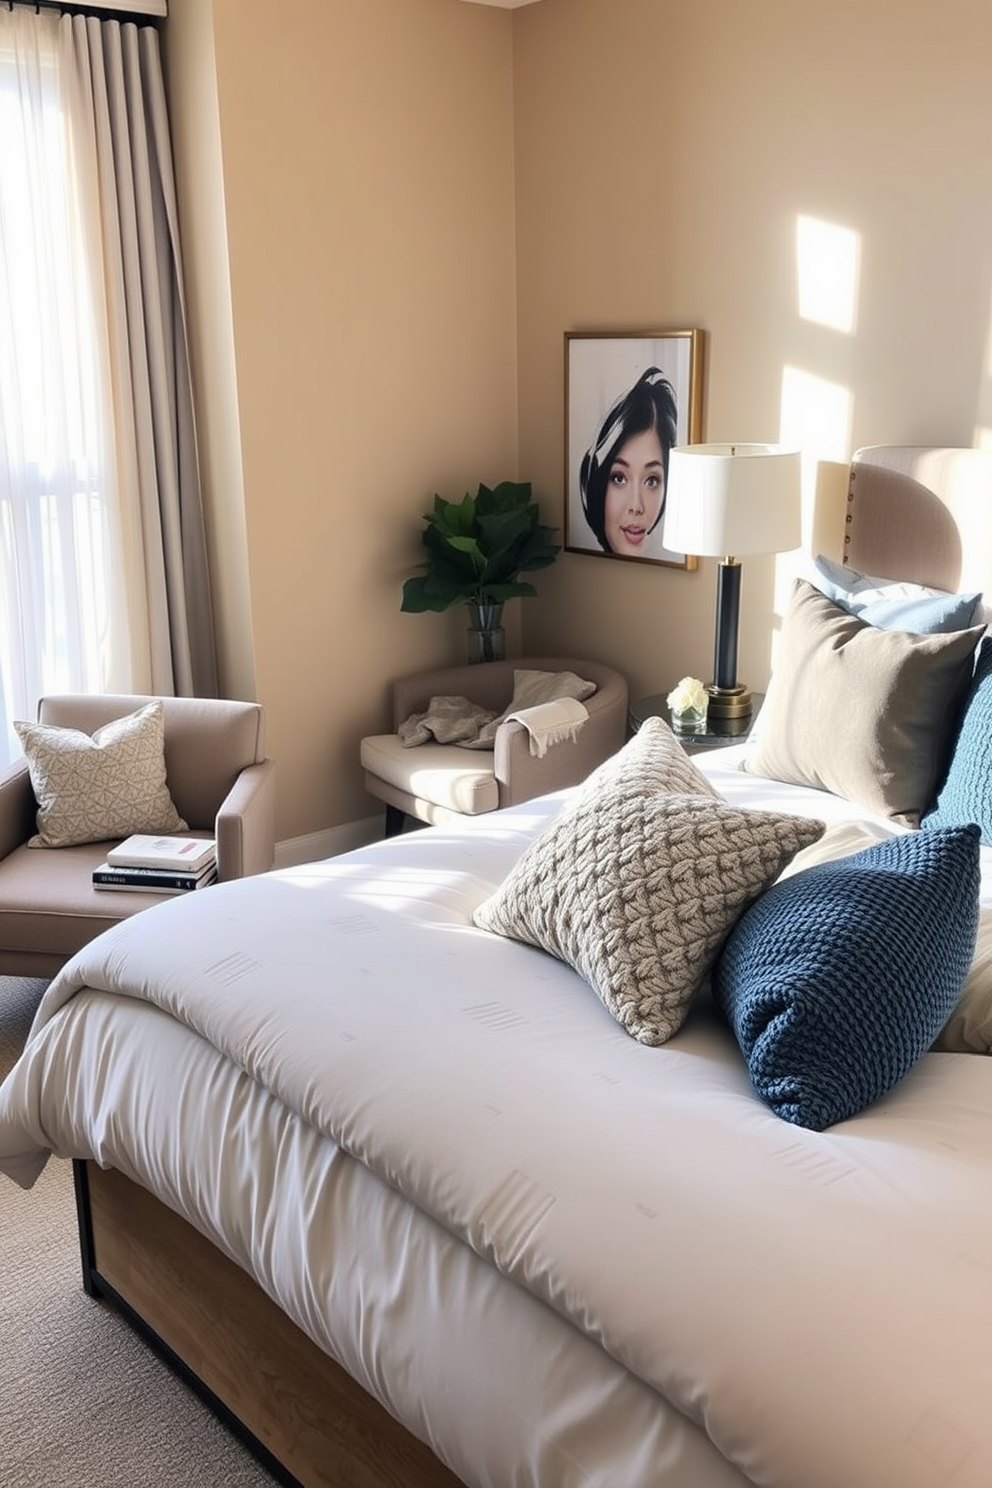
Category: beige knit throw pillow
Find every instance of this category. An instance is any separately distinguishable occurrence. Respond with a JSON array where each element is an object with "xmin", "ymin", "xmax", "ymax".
[{"xmin": 474, "ymin": 718, "xmax": 824, "ymax": 1045}]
